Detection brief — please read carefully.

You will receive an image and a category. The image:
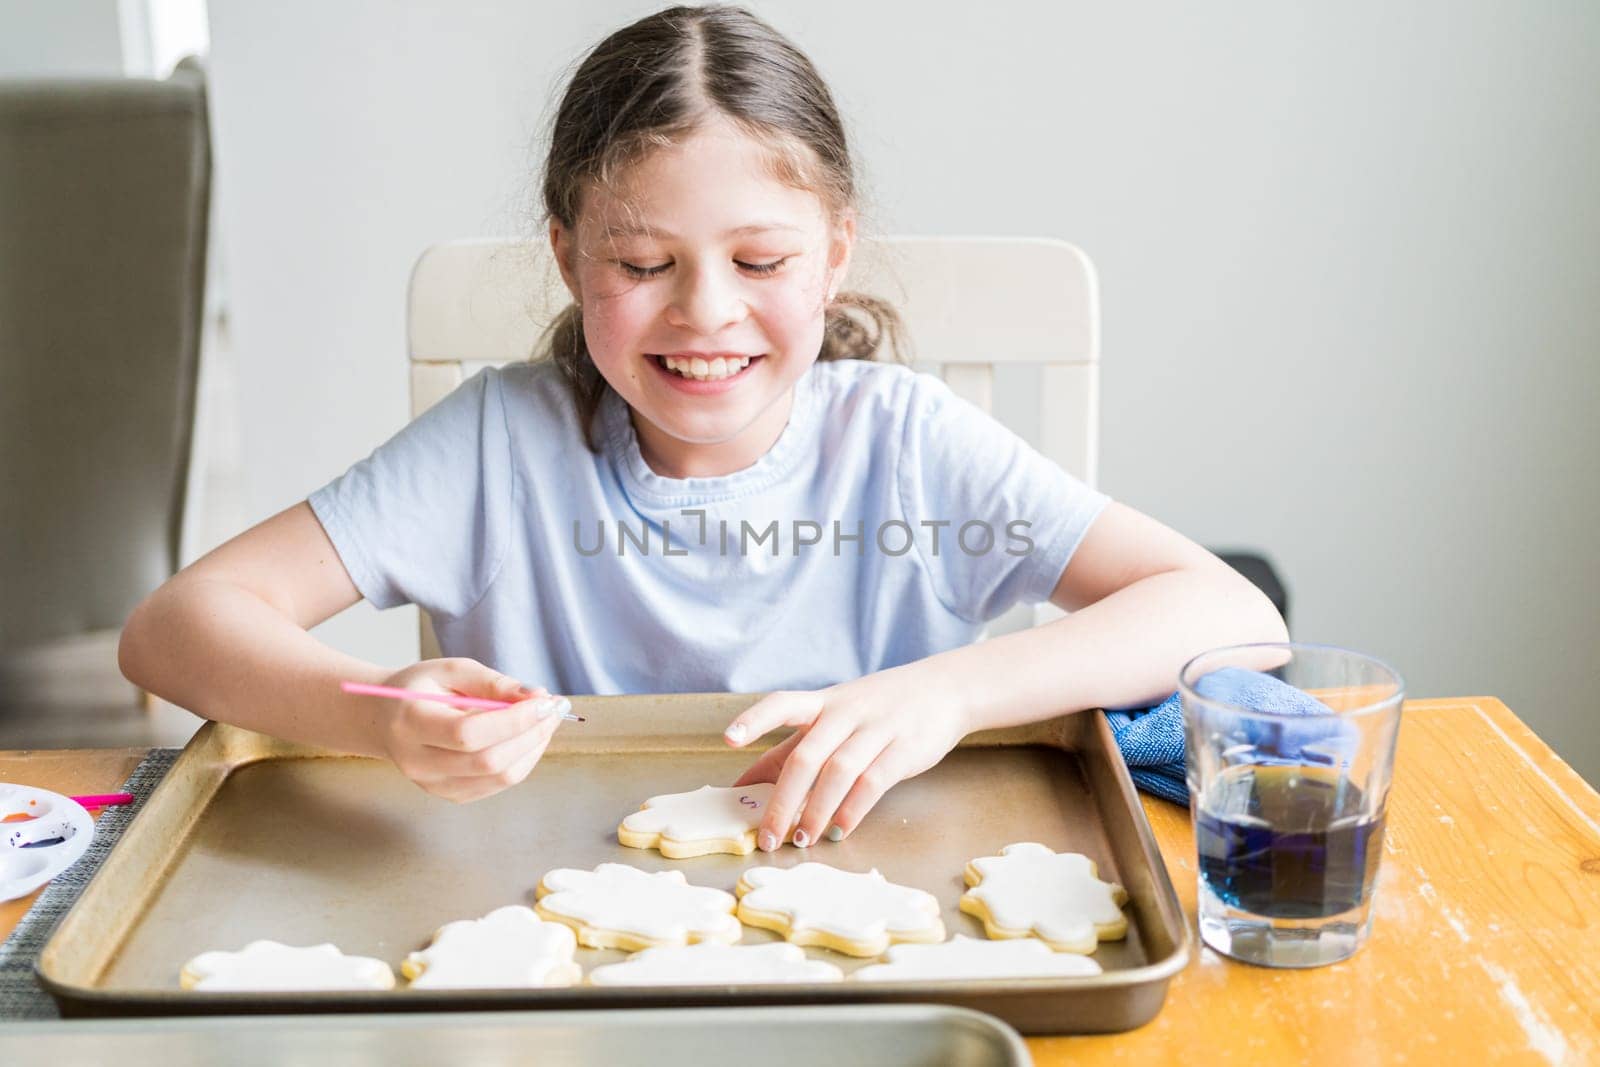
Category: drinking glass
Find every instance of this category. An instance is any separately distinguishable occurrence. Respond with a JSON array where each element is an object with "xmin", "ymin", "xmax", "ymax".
[{"xmin": 1181, "ymin": 642, "xmax": 1404, "ymax": 968}]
